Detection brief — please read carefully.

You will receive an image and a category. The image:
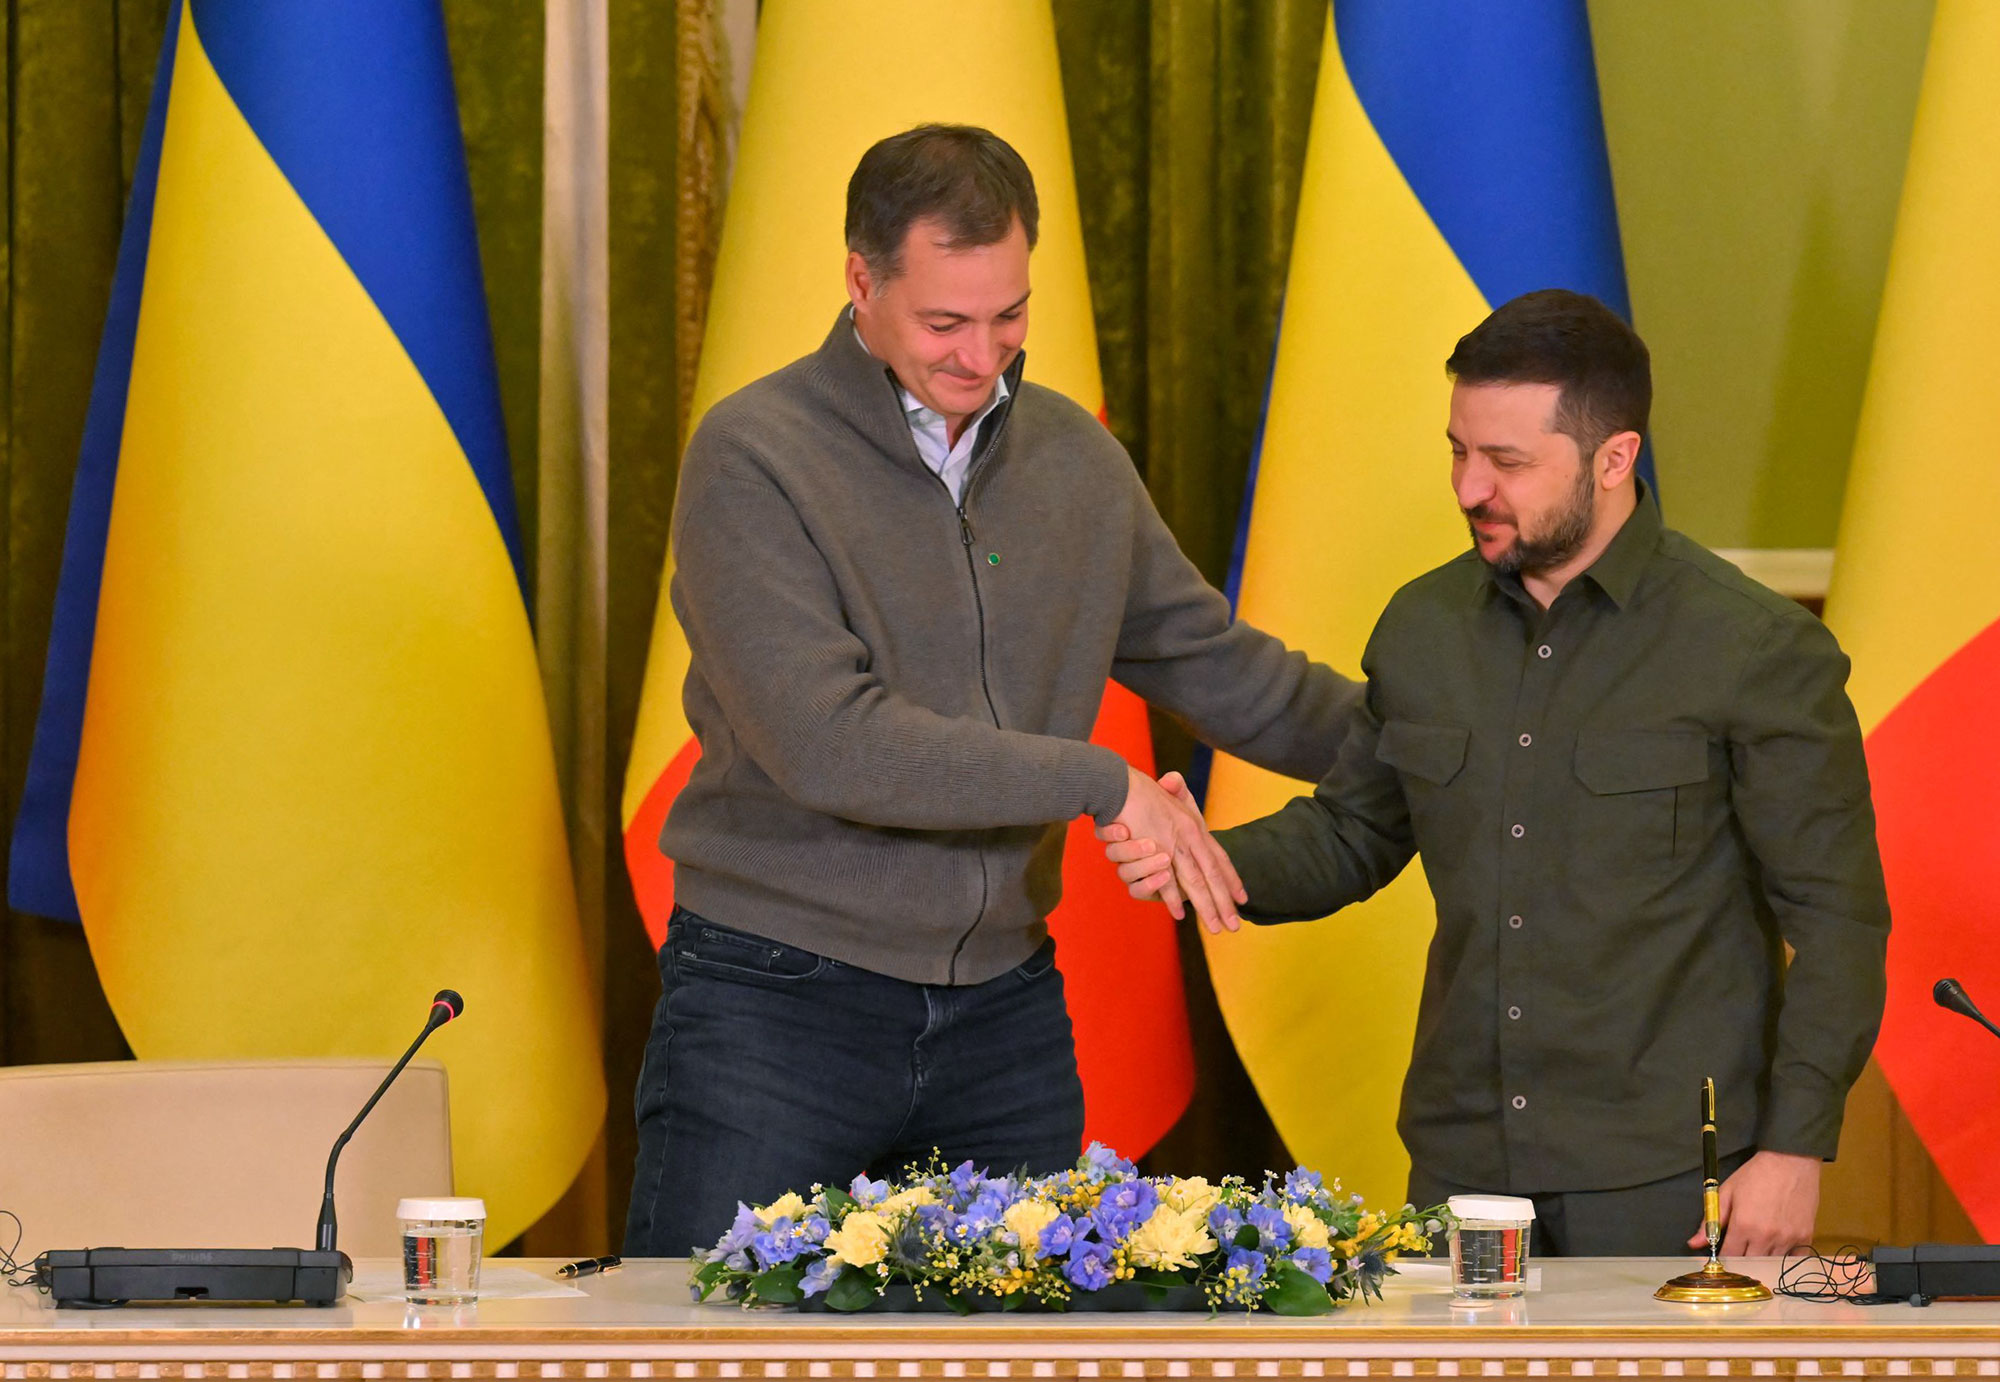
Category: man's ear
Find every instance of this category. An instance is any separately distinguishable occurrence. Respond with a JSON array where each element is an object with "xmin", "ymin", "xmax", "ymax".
[
  {"xmin": 1595, "ymin": 430, "xmax": 1642, "ymax": 489},
  {"xmin": 845, "ymin": 250, "xmax": 873, "ymax": 311}
]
